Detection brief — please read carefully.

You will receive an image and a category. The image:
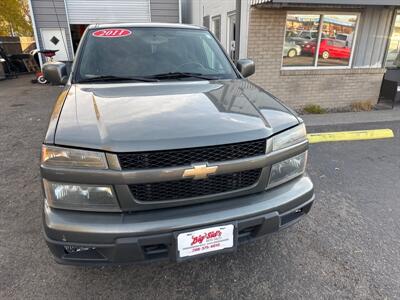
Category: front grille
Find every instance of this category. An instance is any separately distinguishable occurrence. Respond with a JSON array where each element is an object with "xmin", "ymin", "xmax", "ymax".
[
  {"xmin": 117, "ymin": 139, "xmax": 266, "ymax": 170},
  {"xmin": 129, "ymin": 169, "xmax": 262, "ymax": 202}
]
